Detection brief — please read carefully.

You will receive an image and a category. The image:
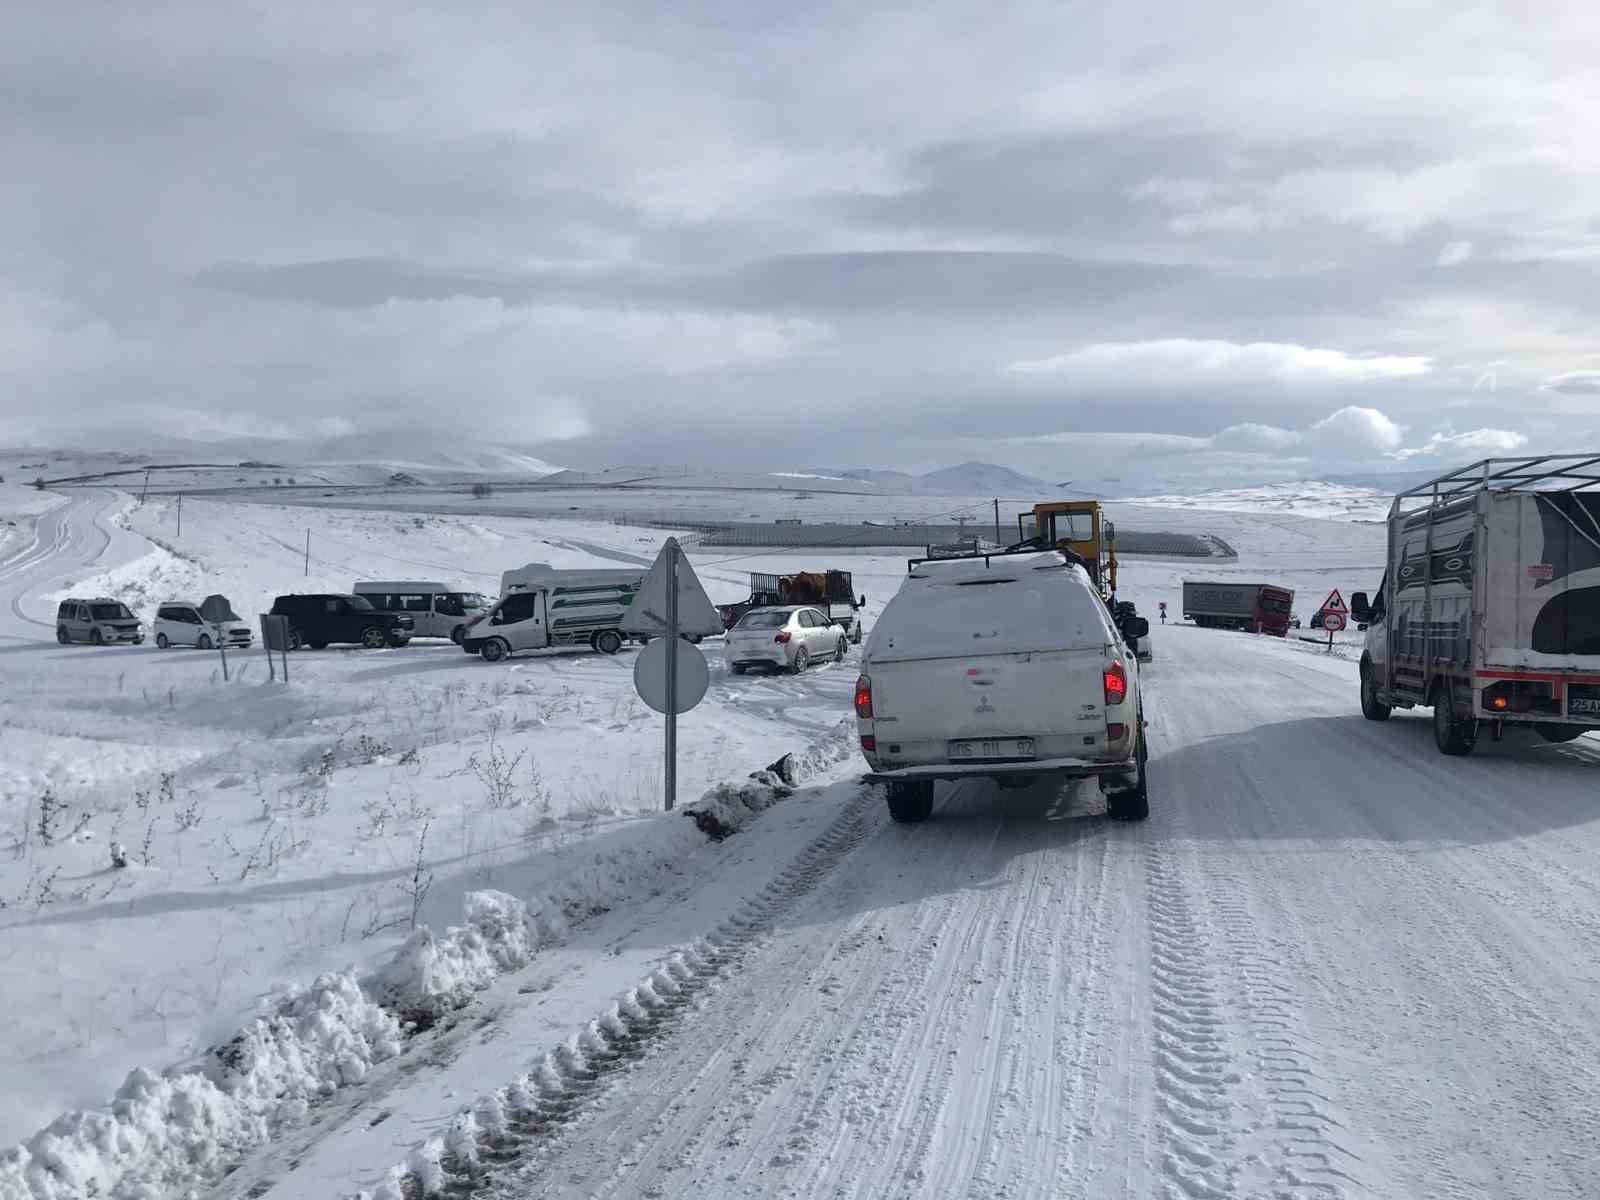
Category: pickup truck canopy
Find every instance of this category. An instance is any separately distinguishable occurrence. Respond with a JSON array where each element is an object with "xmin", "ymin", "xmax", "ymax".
[{"xmin": 868, "ymin": 553, "xmax": 1113, "ymax": 662}]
